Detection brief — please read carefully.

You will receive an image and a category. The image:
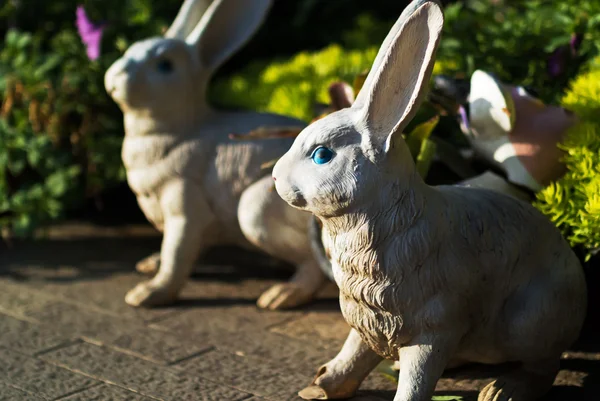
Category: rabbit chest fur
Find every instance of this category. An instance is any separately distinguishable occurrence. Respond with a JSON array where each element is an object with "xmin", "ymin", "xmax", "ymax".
[
  {"xmin": 327, "ymin": 184, "xmax": 586, "ymax": 363},
  {"xmin": 122, "ymin": 111, "xmax": 296, "ymax": 243}
]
